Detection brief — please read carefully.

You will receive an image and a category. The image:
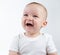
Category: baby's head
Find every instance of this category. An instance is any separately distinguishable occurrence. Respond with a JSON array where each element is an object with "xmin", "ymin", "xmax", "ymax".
[{"xmin": 22, "ymin": 2, "xmax": 47, "ymax": 34}]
